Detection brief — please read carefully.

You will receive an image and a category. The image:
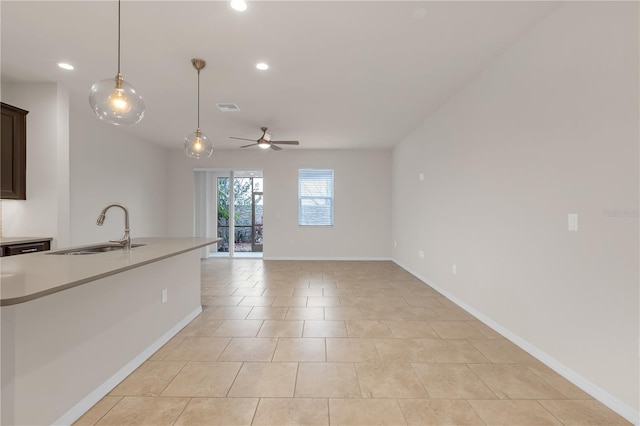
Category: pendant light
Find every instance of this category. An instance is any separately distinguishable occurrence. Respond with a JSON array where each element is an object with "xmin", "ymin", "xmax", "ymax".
[
  {"xmin": 89, "ymin": 0, "xmax": 145, "ymax": 126},
  {"xmin": 184, "ymin": 58, "xmax": 213, "ymax": 159}
]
